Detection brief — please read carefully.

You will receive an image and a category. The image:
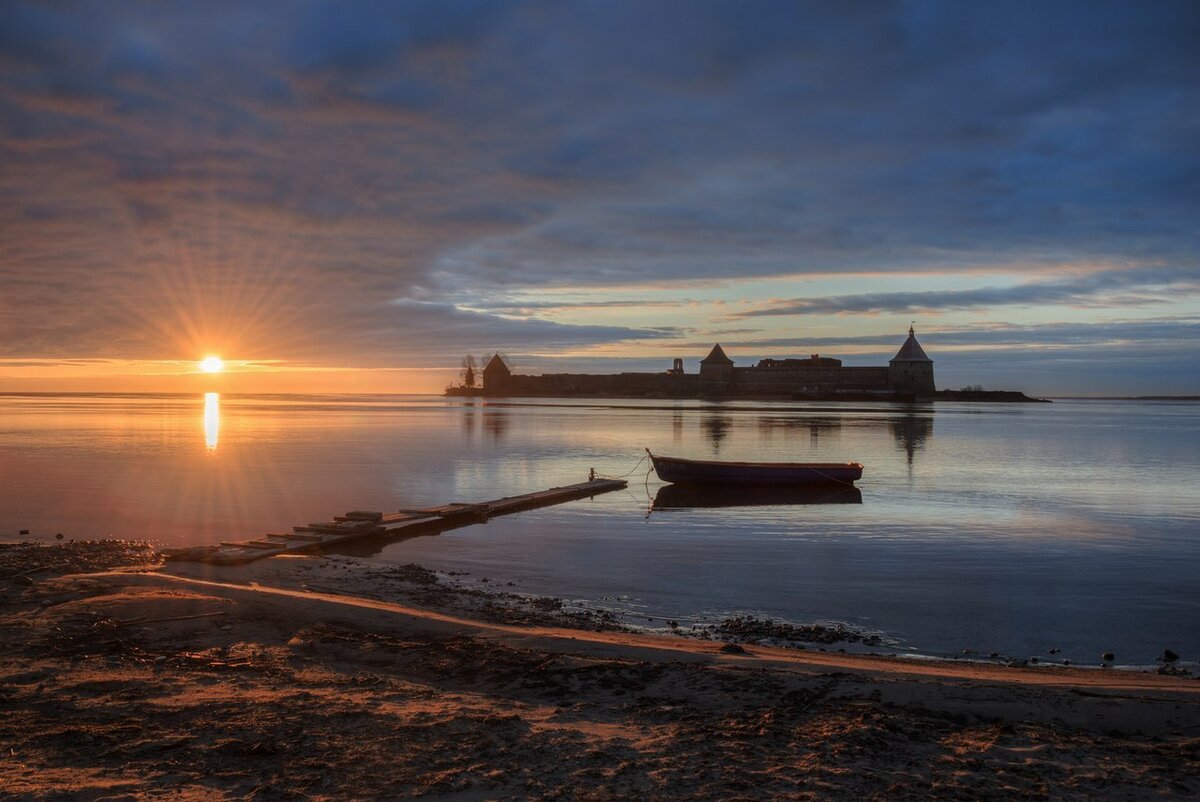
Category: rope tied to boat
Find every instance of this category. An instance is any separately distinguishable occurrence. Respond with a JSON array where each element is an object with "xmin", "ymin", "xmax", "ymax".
[
  {"xmin": 804, "ymin": 466, "xmax": 859, "ymax": 487},
  {"xmin": 591, "ymin": 452, "xmax": 653, "ymax": 481}
]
